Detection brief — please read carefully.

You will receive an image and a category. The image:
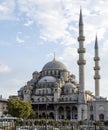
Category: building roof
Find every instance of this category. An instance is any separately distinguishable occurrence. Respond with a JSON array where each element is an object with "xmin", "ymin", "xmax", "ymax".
[
  {"xmin": 38, "ymin": 76, "xmax": 56, "ymax": 83},
  {"xmin": 64, "ymin": 82, "xmax": 75, "ymax": 89},
  {"xmin": 42, "ymin": 60, "xmax": 67, "ymax": 71}
]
